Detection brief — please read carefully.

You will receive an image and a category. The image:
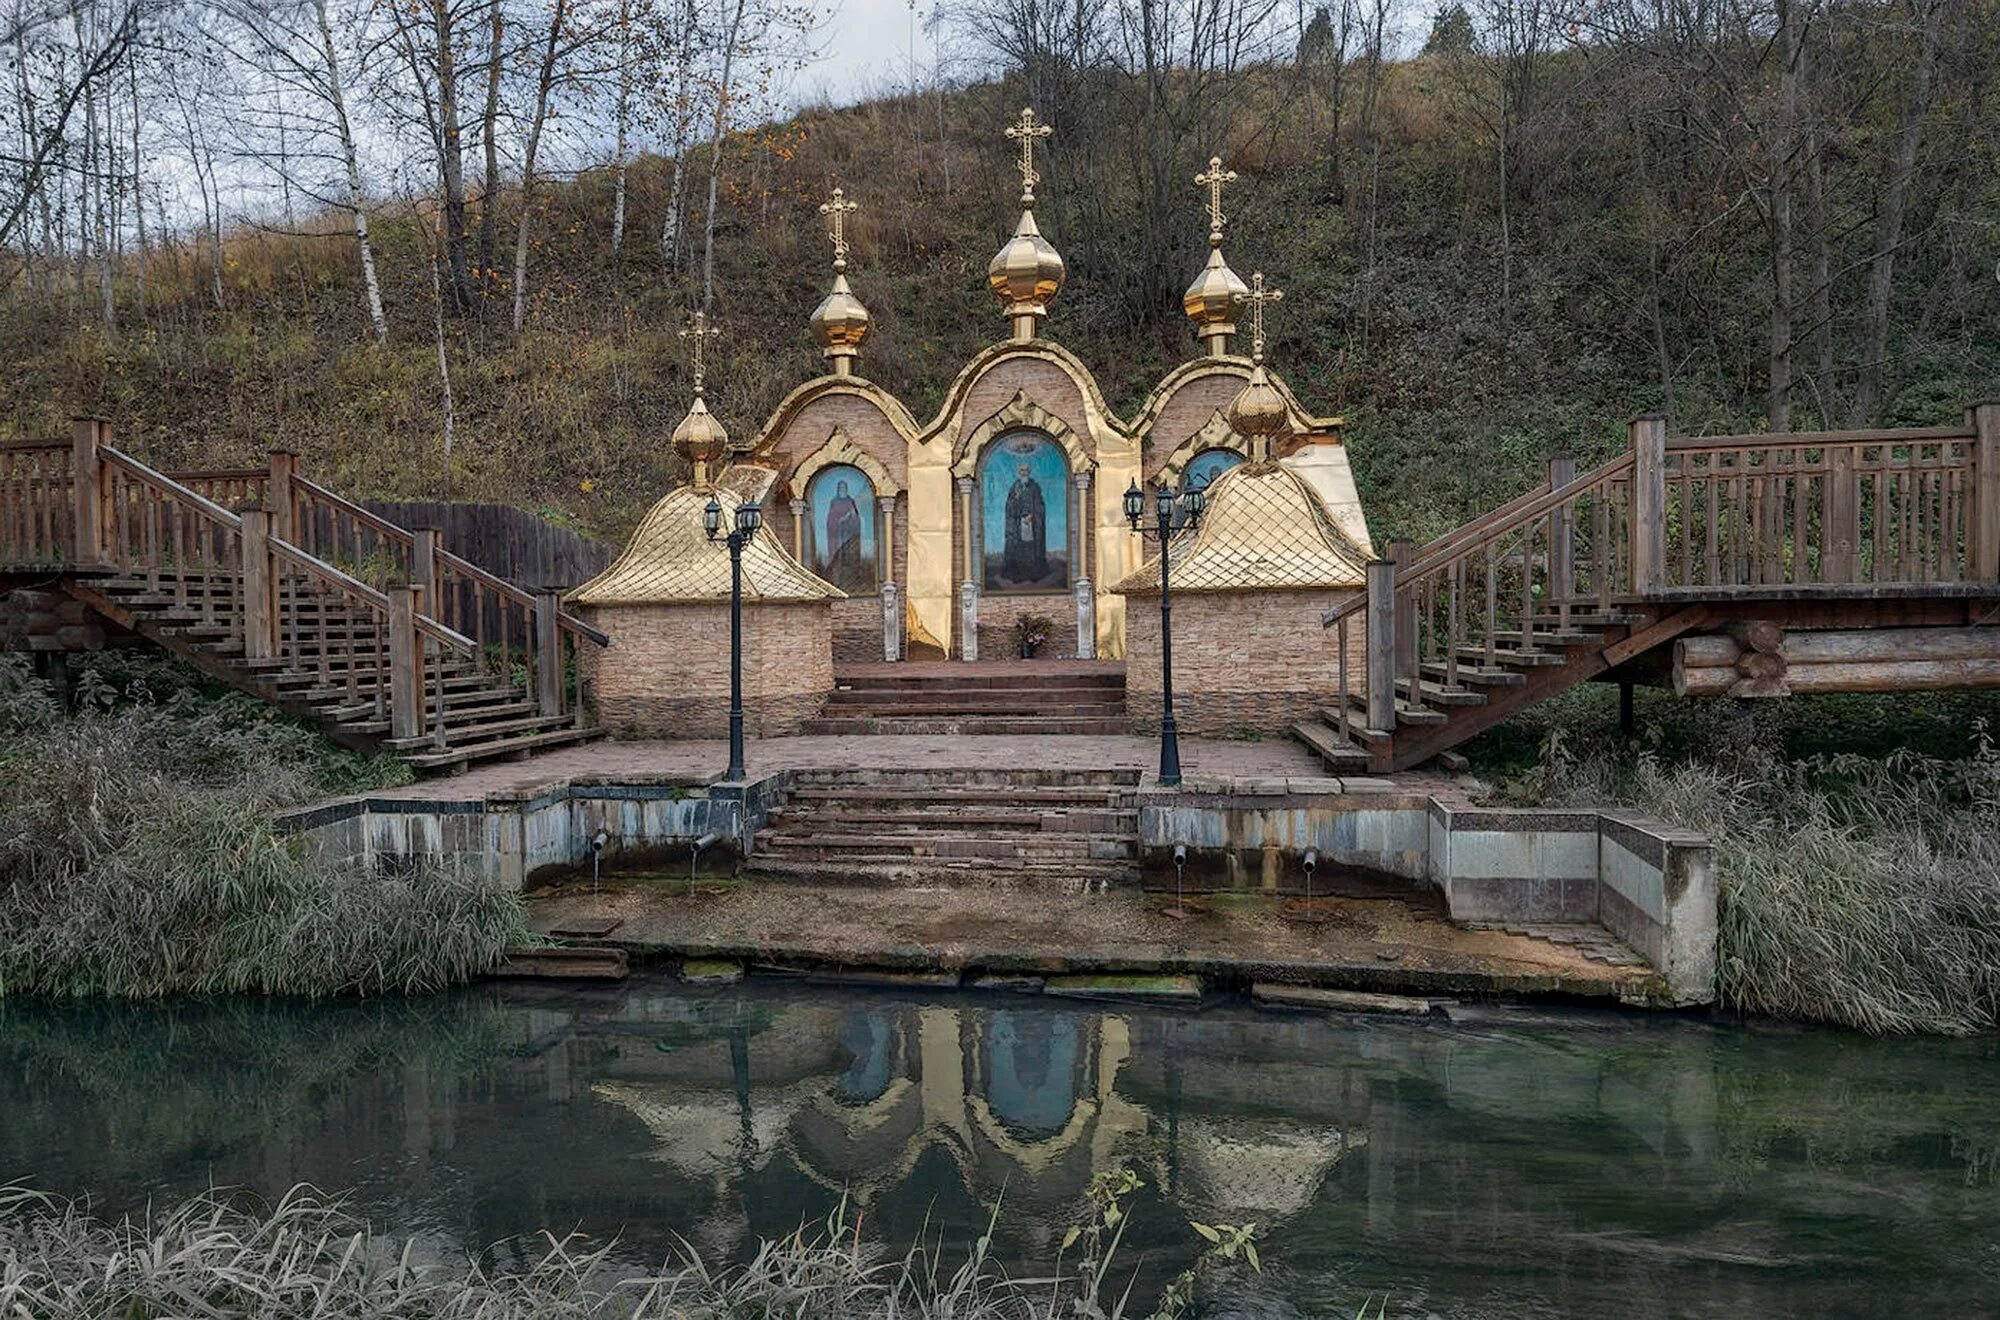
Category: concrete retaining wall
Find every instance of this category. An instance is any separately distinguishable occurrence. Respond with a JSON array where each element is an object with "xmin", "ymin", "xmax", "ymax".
[
  {"xmin": 1139, "ymin": 786, "xmax": 1716, "ymax": 1005},
  {"xmin": 274, "ymin": 773, "xmax": 790, "ymax": 891}
]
